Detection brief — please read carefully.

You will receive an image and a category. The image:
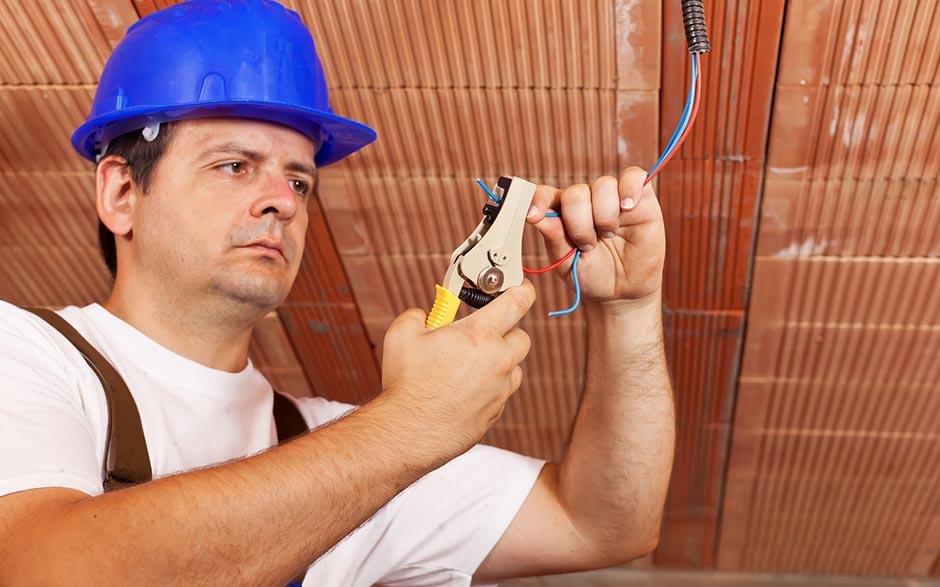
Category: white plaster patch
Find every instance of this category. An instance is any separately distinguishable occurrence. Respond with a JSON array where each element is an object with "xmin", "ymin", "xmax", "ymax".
[
  {"xmin": 105, "ymin": 7, "xmax": 121, "ymax": 28},
  {"xmin": 618, "ymin": 136, "xmax": 629, "ymax": 157},
  {"xmin": 615, "ymin": 0, "xmax": 640, "ymax": 72},
  {"xmin": 840, "ymin": 22, "xmax": 856, "ymax": 75},
  {"xmin": 776, "ymin": 237, "xmax": 828, "ymax": 258},
  {"xmin": 843, "ymin": 112, "xmax": 866, "ymax": 148},
  {"xmin": 829, "ymin": 104, "xmax": 841, "ymax": 137},
  {"xmin": 768, "ymin": 166, "xmax": 808, "ymax": 176}
]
